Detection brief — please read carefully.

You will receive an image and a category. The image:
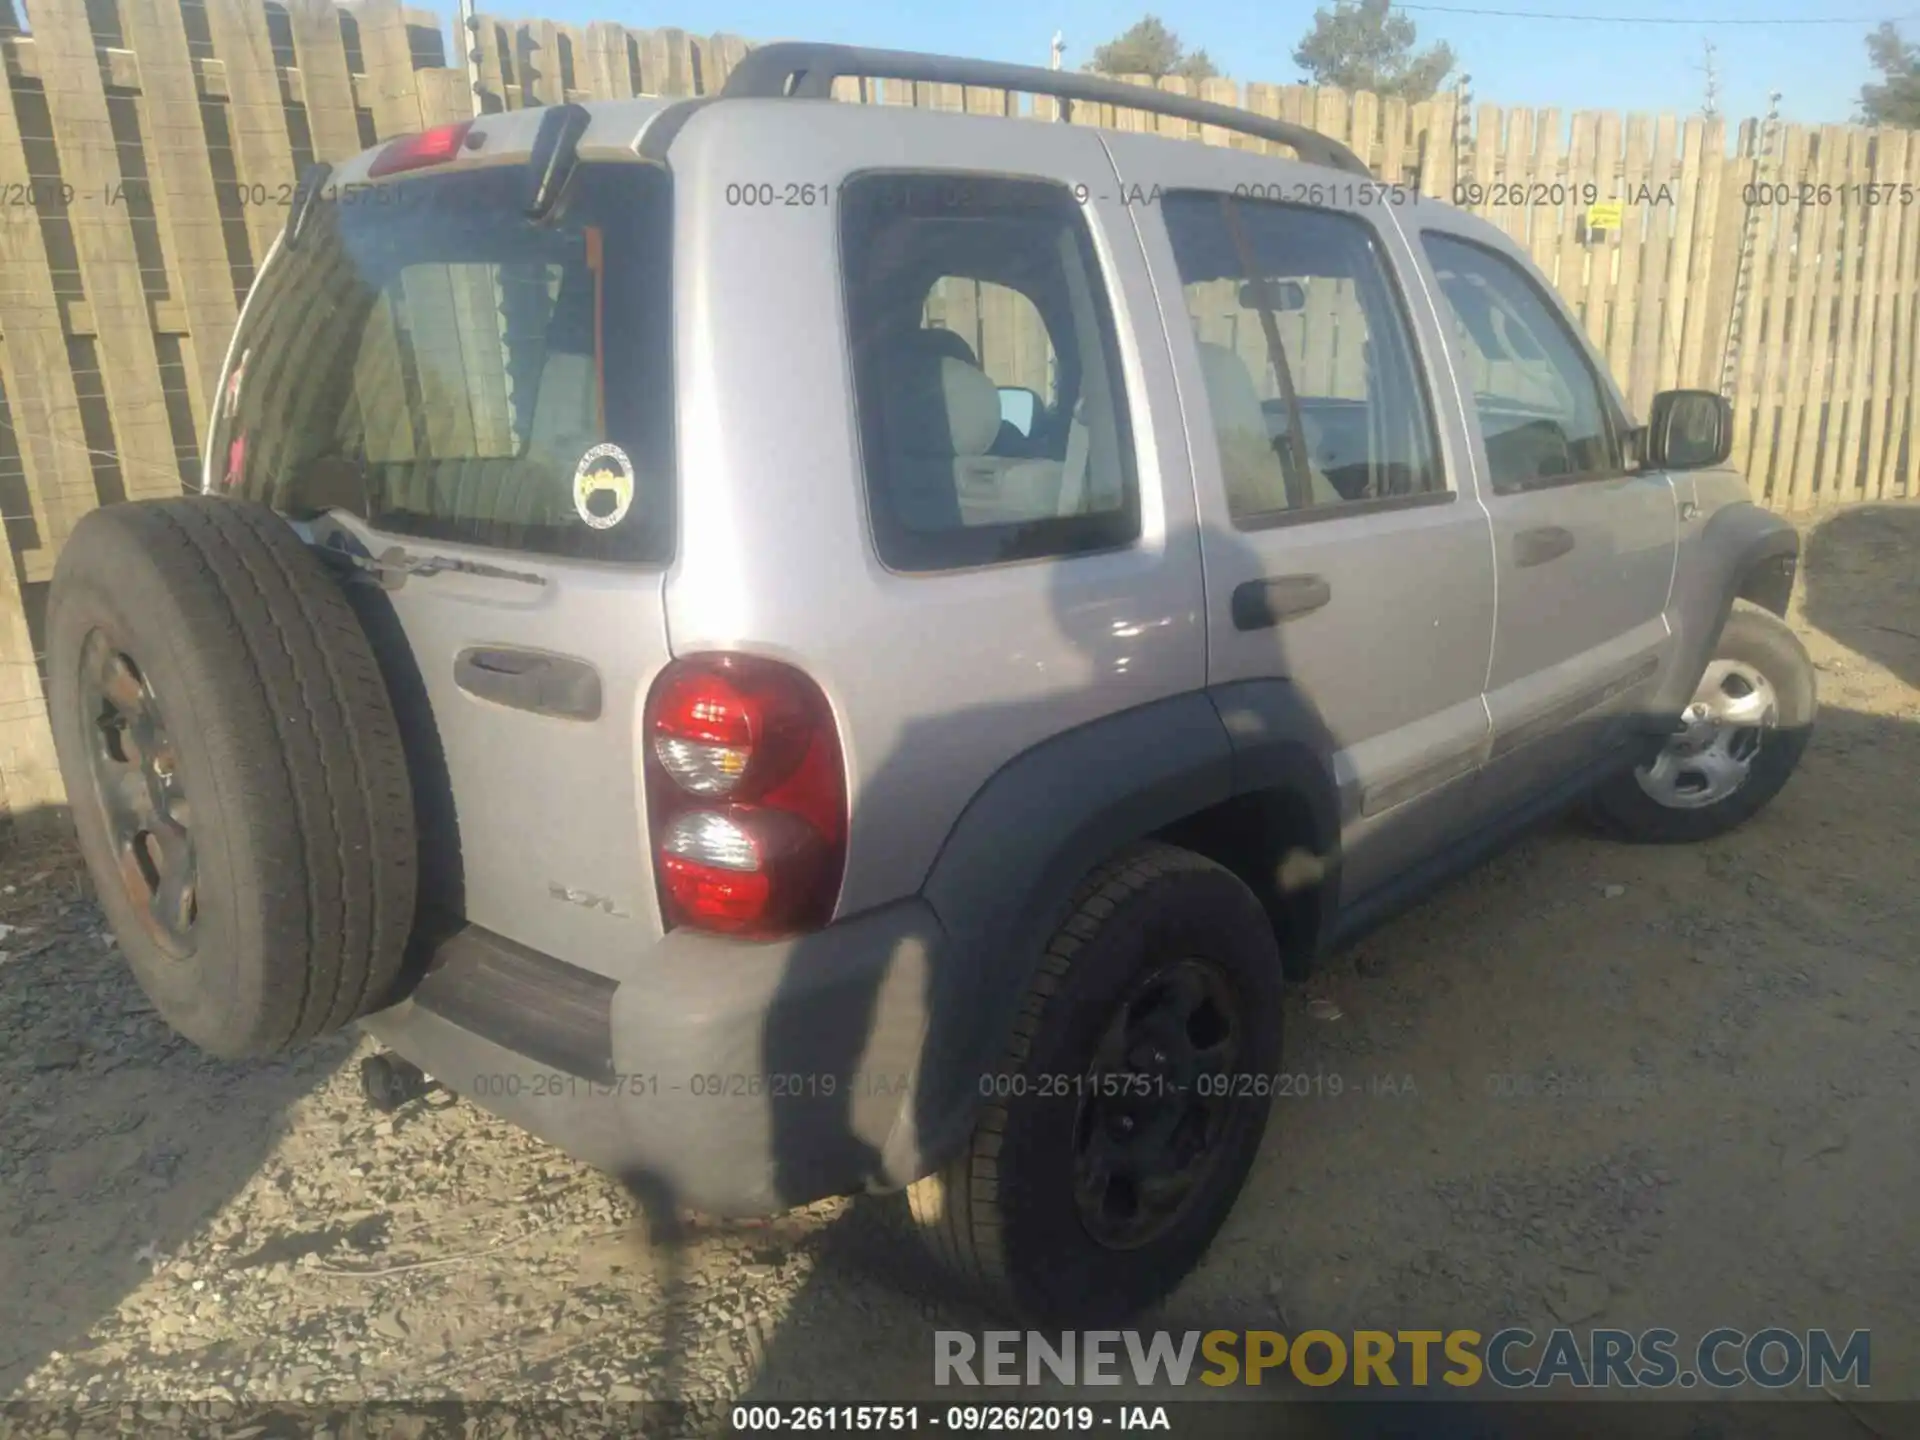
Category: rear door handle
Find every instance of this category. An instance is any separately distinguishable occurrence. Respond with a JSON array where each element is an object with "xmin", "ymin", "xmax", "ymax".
[
  {"xmin": 1514, "ymin": 525, "xmax": 1576, "ymax": 568},
  {"xmin": 454, "ymin": 646, "xmax": 602, "ymax": 721},
  {"xmin": 1232, "ymin": 574, "xmax": 1332, "ymax": 630}
]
